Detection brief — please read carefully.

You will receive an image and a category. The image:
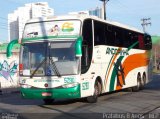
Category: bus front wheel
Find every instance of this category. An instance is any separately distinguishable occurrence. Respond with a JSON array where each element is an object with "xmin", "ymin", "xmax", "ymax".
[
  {"xmin": 43, "ymin": 99, "xmax": 54, "ymax": 104},
  {"xmin": 87, "ymin": 80, "xmax": 100, "ymax": 103}
]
